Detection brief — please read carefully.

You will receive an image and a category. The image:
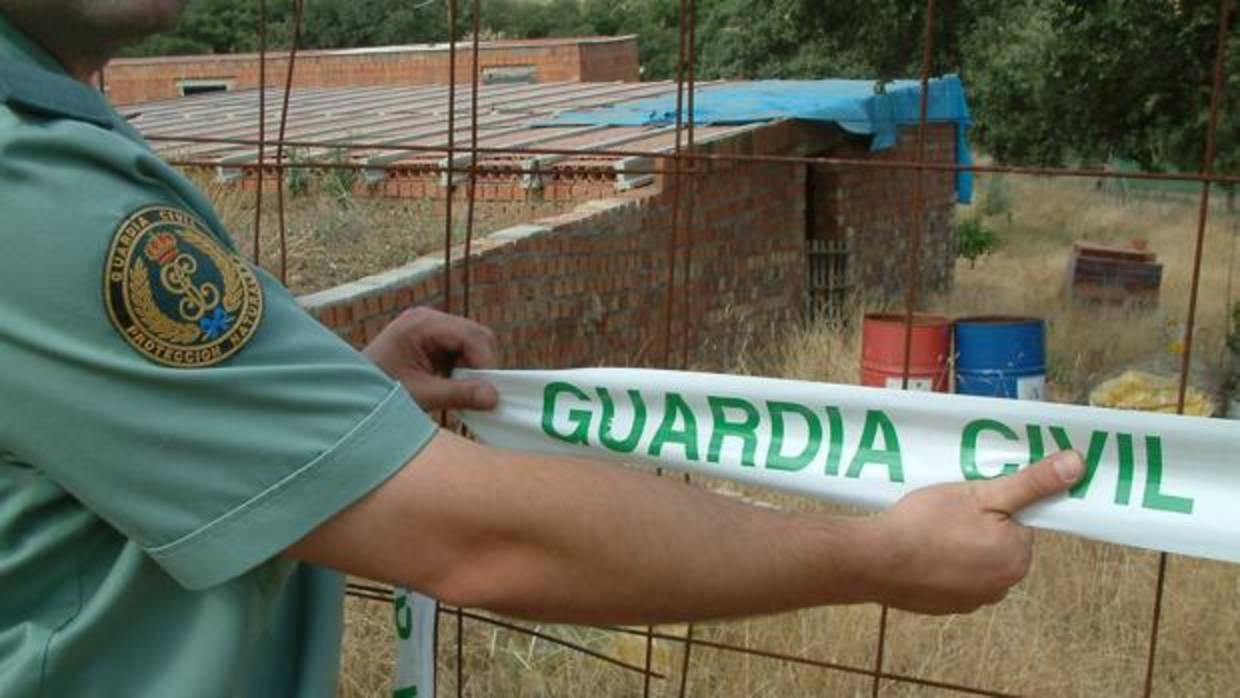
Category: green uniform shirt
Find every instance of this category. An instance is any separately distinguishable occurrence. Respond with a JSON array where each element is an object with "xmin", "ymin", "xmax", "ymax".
[{"xmin": 0, "ymin": 15, "xmax": 436, "ymax": 697}]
